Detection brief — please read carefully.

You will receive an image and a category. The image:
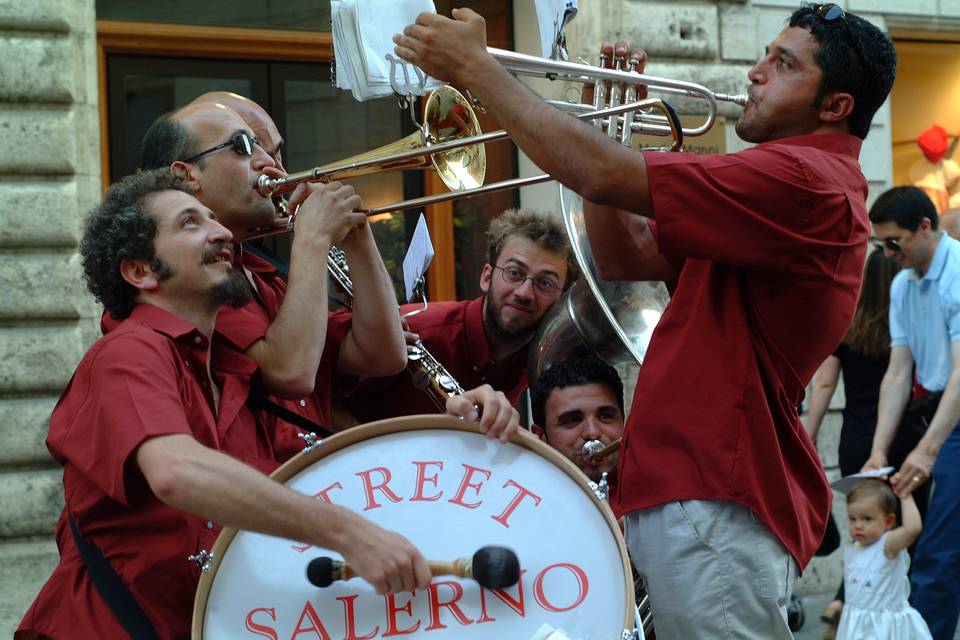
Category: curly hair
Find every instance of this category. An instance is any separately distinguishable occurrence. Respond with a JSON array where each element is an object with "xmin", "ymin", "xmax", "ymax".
[
  {"xmin": 80, "ymin": 170, "xmax": 193, "ymax": 320},
  {"xmin": 789, "ymin": 6, "xmax": 897, "ymax": 139},
  {"xmin": 486, "ymin": 208, "xmax": 579, "ymax": 288},
  {"xmin": 530, "ymin": 355, "xmax": 624, "ymax": 428}
]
